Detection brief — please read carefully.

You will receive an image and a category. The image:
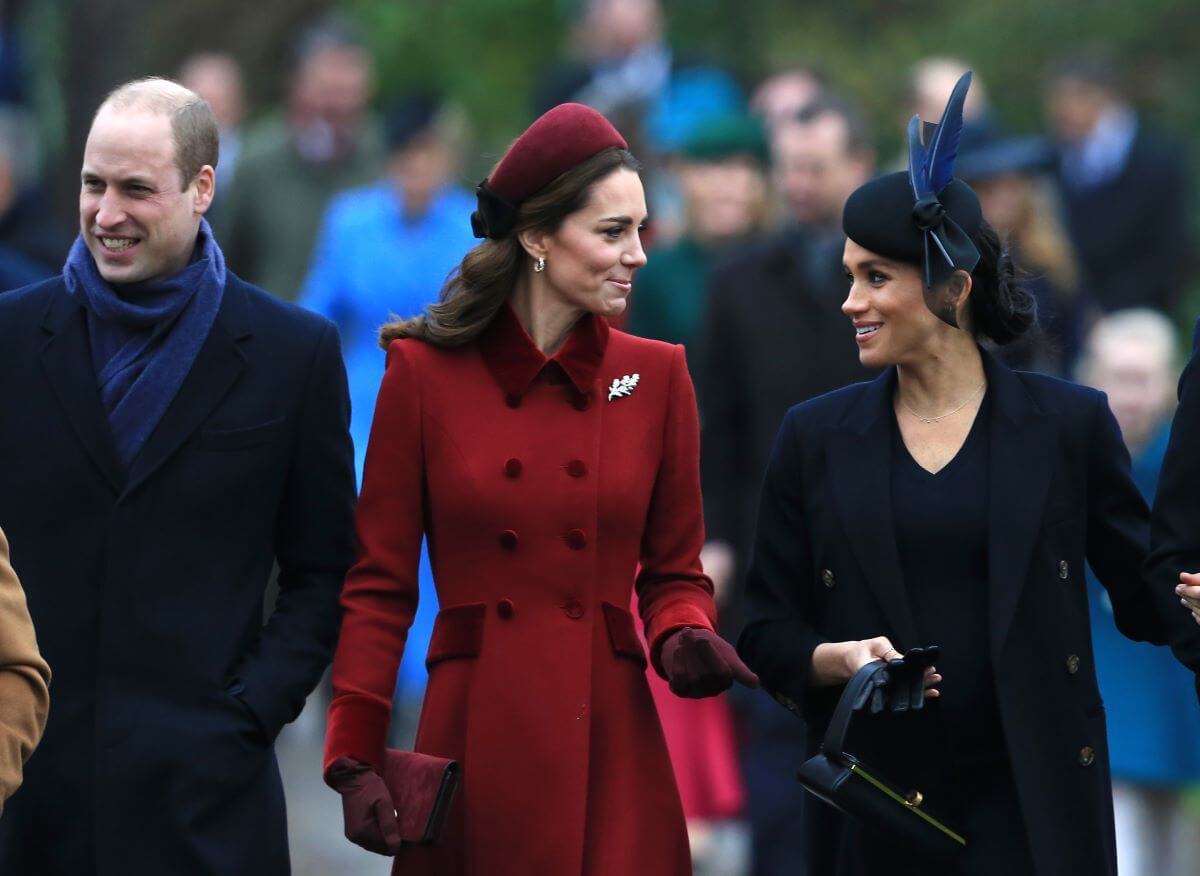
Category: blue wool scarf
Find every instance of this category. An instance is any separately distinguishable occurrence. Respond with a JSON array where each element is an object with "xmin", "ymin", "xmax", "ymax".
[{"xmin": 63, "ymin": 219, "xmax": 226, "ymax": 471}]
